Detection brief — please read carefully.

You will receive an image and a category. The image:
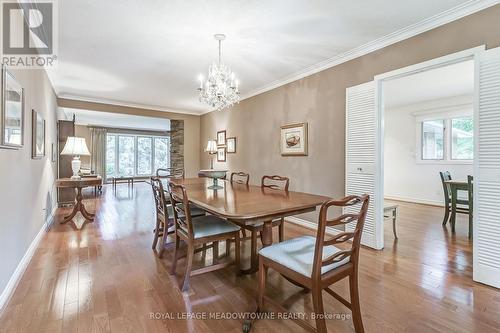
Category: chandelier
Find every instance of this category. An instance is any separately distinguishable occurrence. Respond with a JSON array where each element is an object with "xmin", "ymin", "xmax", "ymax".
[{"xmin": 197, "ymin": 34, "xmax": 240, "ymax": 111}]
